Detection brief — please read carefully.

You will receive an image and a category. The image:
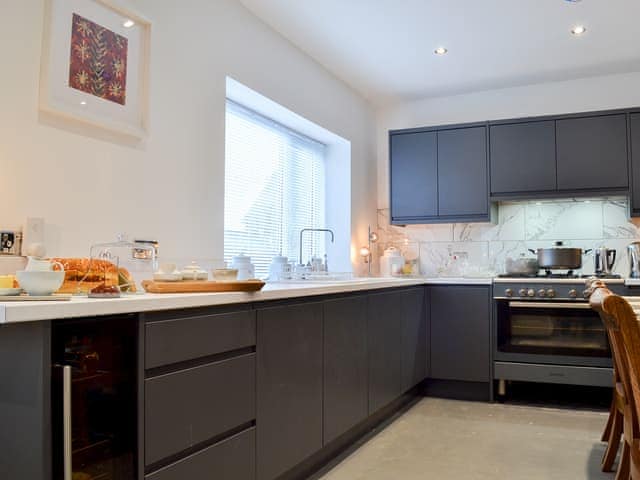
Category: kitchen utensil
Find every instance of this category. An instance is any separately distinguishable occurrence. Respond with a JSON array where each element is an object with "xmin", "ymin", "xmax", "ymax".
[
  {"xmin": 628, "ymin": 242, "xmax": 640, "ymax": 278},
  {"xmin": 0, "ymin": 230, "xmax": 22, "ymax": 255},
  {"xmin": 230, "ymin": 254, "xmax": 255, "ymax": 280},
  {"xmin": 380, "ymin": 247, "xmax": 405, "ymax": 277},
  {"xmin": 594, "ymin": 246, "xmax": 617, "ymax": 275},
  {"xmin": 25, "ymin": 257, "xmax": 64, "ymax": 272},
  {"xmin": 528, "ymin": 241, "xmax": 590, "ymax": 270},
  {"xmin": 504, "ymin": 255, "xmax": 539, "ymax": 276},
  {"xmin": 16, "ymin": 270, "xmax": 65, "ymax": 296},
  {"xmin": 142, "ymin": 279, "xmax": 265, "ymax": 293},
  {"xmin": 212, "ymin": 268, "xmax": 239, "ymax": 282},
  {"xmin": 0, "ymin": 287, "xmax": 22, "ymax": 296}
]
